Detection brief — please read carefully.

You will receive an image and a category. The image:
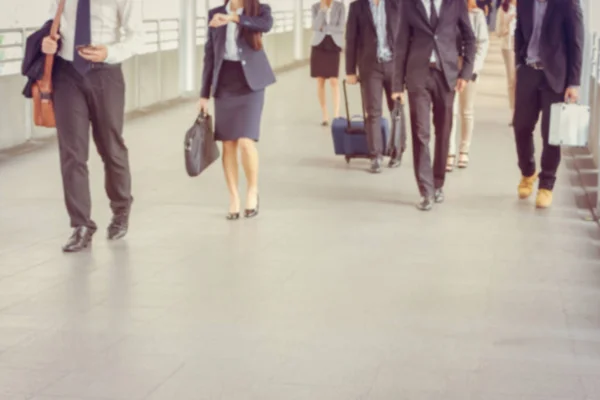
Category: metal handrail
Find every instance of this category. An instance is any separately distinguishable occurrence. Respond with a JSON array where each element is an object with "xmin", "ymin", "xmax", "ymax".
[{"xmin": 0, "ymin": 11, "xmax": 291, "ymax": 75}]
